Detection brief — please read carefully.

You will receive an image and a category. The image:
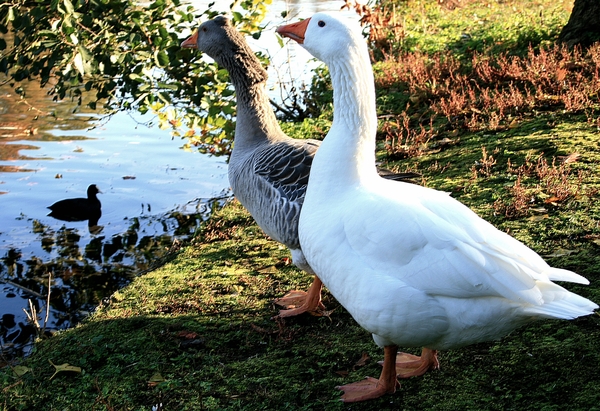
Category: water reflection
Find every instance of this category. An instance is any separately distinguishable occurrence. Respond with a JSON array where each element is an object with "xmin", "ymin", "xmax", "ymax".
[
  {"xmin": 0, "ymin": 195, "xmax": 230, "ymax": 360},
  {"xmin": 0, "ymin": 76, "xmax": 230, "ymax": 360}
]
